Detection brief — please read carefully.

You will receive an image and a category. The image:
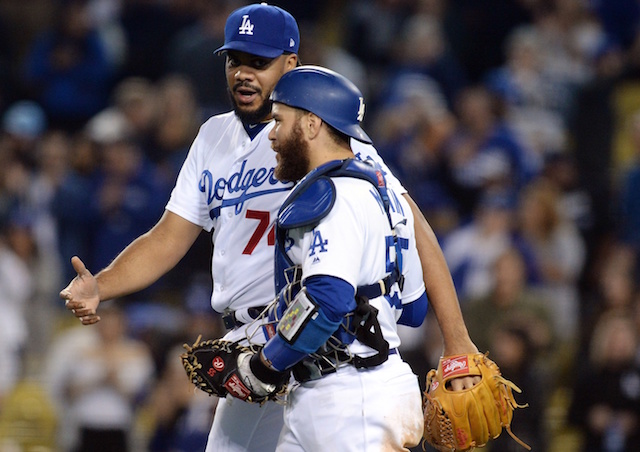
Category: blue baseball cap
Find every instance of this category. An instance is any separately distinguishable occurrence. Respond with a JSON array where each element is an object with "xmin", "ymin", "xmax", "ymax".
[{"xmin": 215, "ymin": 3, "xmax": 299, "ymax": 58}]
